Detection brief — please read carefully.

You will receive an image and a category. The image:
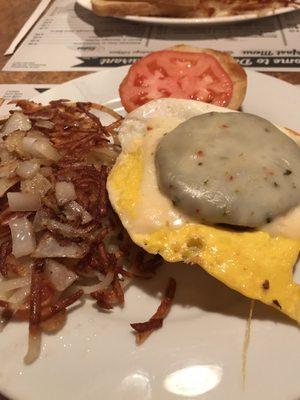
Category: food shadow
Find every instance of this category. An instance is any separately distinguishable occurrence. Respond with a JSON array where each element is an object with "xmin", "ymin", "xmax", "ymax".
[
  {"xmin": 133, "ymin": 260, "xmax": 295, "ymax": 326},
  {"xmin": 72, "ymin": 3, "xmax": 300, "ymax": 62}
]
